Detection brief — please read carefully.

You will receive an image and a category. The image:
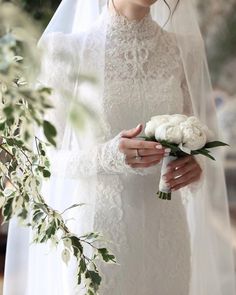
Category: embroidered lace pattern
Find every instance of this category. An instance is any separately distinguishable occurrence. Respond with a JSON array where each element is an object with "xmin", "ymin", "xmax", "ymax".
[{"xmin": 38, "ymin": 10, "xmax": 197, "ymax": 294}]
